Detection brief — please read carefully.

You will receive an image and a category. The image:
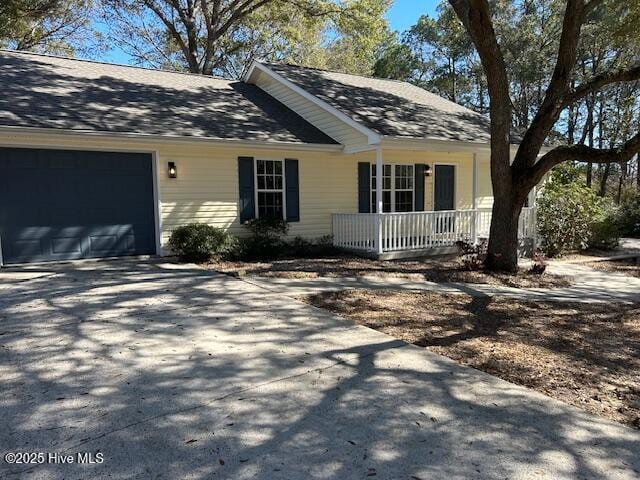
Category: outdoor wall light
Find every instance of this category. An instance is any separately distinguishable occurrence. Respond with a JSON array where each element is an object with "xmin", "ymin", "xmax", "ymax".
[
  {"xmin": 424, "ymin": 164, "xmax": 432, "ymax": 176},
  {"xmin": 168, "ymin": 161, "xmax": 177, "ymax": 179}
]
